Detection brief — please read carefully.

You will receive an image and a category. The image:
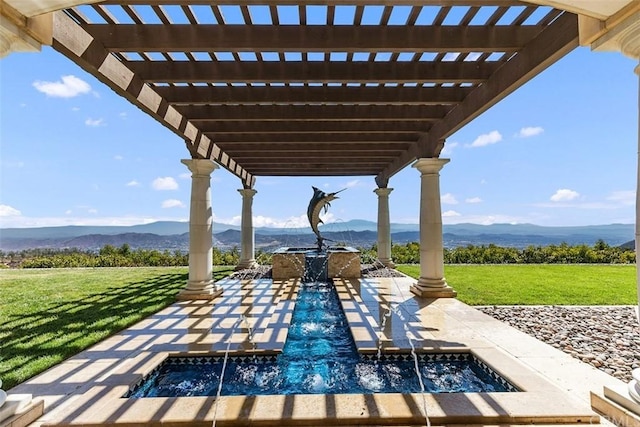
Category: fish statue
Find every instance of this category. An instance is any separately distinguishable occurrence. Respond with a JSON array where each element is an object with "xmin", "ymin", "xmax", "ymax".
[{"xmin": 307, "ymin": 186, "xmax": 345, "ymax": 250}]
